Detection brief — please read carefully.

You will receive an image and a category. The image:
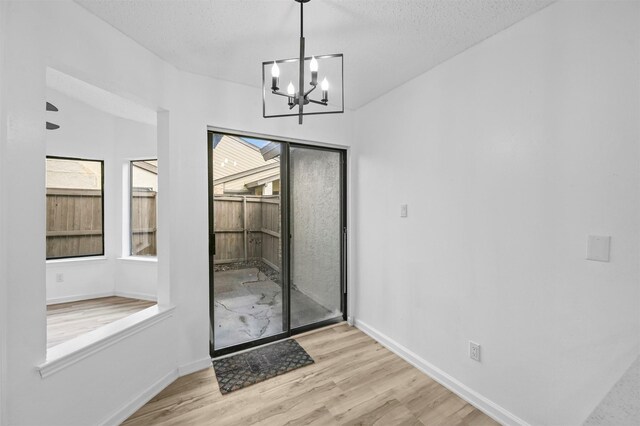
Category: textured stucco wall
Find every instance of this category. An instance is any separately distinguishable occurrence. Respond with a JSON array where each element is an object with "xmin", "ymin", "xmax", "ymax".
[
  {"xmin": 46, "ymin": 159, "xmax": 102, "ymax": 190},
  {"xmin": 291, "ymin": 147, "xmax": 341, "ymax": 314}
]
